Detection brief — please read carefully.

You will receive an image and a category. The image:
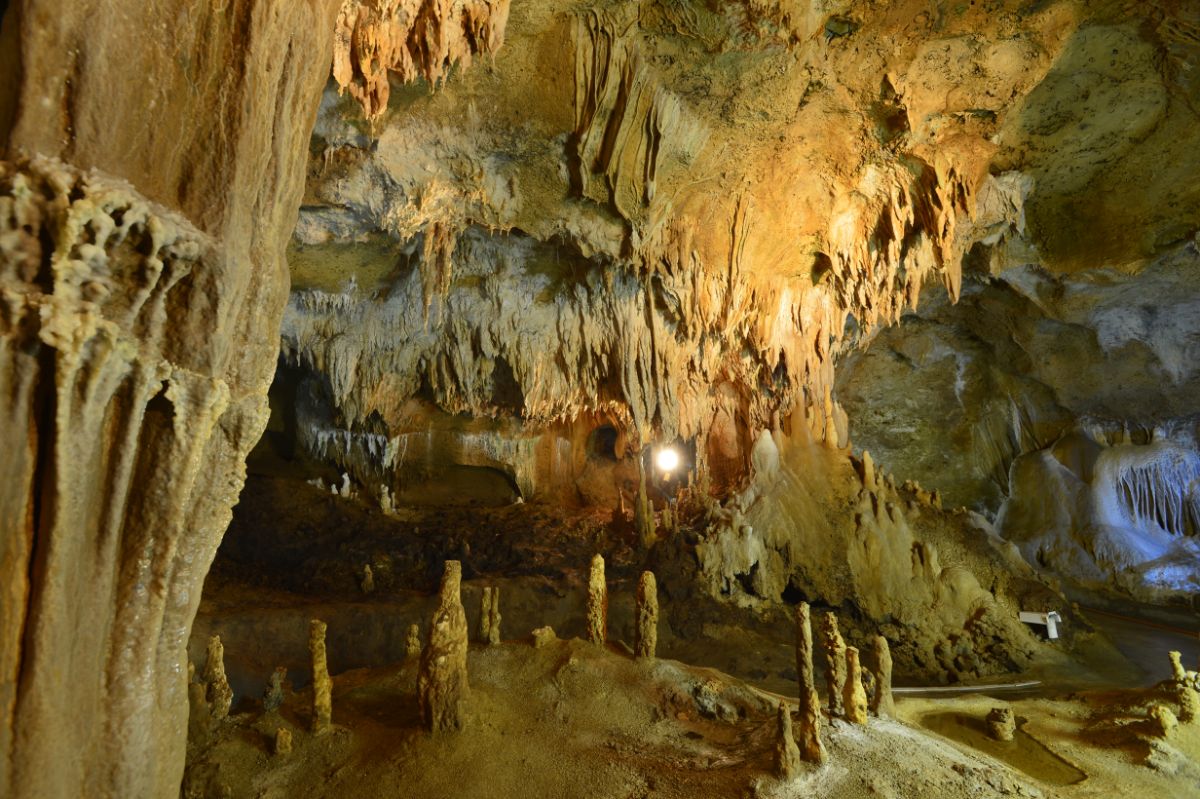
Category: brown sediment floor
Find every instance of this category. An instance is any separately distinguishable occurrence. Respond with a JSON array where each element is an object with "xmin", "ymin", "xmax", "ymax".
[{"xmin": 185, "ymin": 630, "xmax": 1200, "ymax": 799}]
